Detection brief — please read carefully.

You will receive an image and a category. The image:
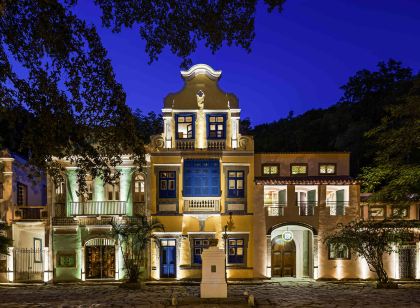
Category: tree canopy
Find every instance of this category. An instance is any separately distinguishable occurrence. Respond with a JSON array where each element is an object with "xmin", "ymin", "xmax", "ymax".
[{"xmin": 0, "ymin": 0, "xmax": 285, "ymax": 192}]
